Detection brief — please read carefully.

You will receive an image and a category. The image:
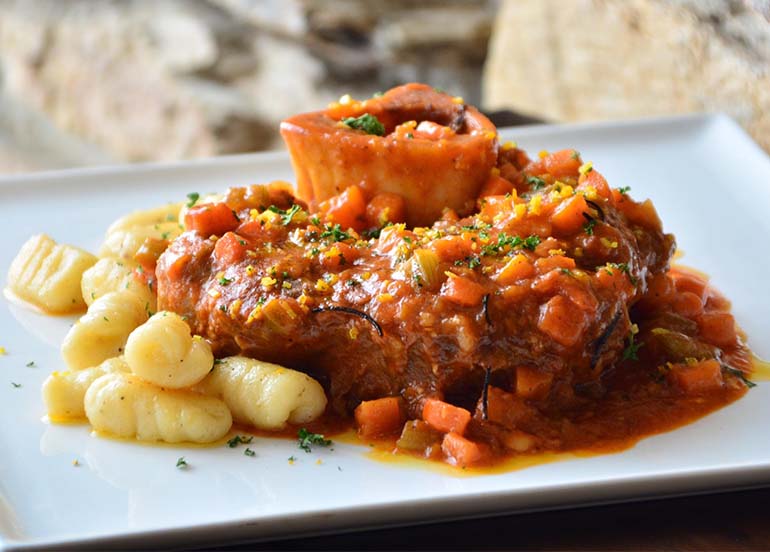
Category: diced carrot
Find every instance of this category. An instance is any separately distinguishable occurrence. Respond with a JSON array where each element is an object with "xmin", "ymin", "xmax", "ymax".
[
  {"xmin": 479, "ymin": 175, "xmax": 514, "ymax": 198},
  {"xmin": 430, "ymin": 235, "xmax": 474, "ymax": 262},
  {"xmin": 667, "ymin": 359, "xmax": 723, "ymax": 394},
  {"xmin": 537, "ymin": 294, "xmax": 587, "ymax": 347},
  {"xmin": 516, "ymin": 366, "xmax": 553, "ymax": 400},
  {"xmin": 544, "ymin": 149, "xmax": 582, "ymax": 178},
  {"xmin": 213, "ymin": 232, "xmax": 247, "ymax": 265},
  {"xmin": 673, "ymin": 291, "xmax": 704, "ymax": 318},
  {"xmin": 698, "ymin": 311, "xmax": 738, "ymax": 348},
  {"xmin": 671, "ymin": 270, "xmax": 707, "ymax": 300},
  {"xmin": 440, "ymin": 274, "xmax": 485, "ymax": 307},
  {"xmin": 534, "ymin": 255, "xmax": 576, "ymax": 273},
  {"xmin": 184, "ymin": 203, "xmax": 240, "ymax": 236},
  {"xmin": 551, "ymin": 195, "xmax": 590, "ymax": 236},
  {"xmin": 423, "ymin": 398, "xmax": 472, "ymax": 435},
  {"xmin": 319, "ymin": 242, "xmax": 359, "ymax": 270},
  {"xmin": 365, "ymin": 192, "xmax": 407, "ymax": 228},
  {"xmin": 354, "ymin": 397, "xmax": 404, "ymax": 439},
  {"xmin": 495, "ymin": 253, "xmax": 535, "ymax": 285},
  {"xmin": 441, "ymin": 432, "xmax": 486, "ymax": 467},
  {"xmin": 478, "ymin": 194, "xmax": 516, "ymax": 218},
  {"xmin": 581, "ymin": 169, "xmax": 611, "ymax": 199},
  {"xmin": 321, "ymin": 185, "xmax": 367, "ymax": 231}
]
